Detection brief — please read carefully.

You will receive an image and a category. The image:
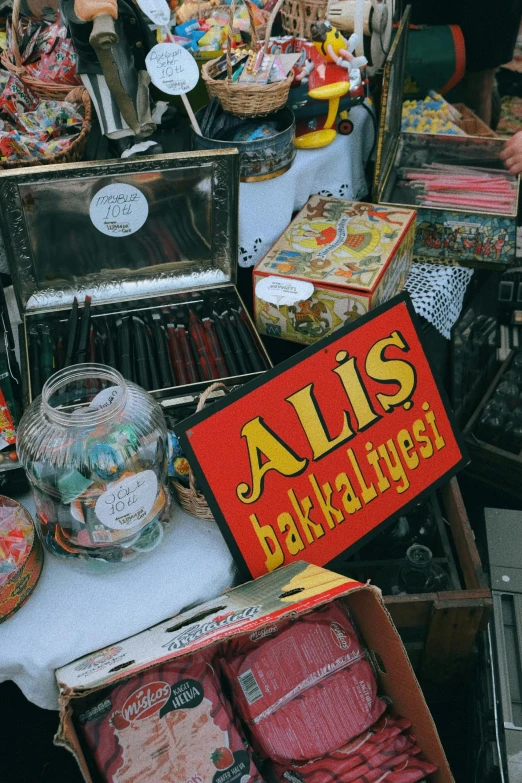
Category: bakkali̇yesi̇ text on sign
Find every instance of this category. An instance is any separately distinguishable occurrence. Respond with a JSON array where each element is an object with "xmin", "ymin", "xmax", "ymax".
[{"xmin": 178, "ymin": 294, "xmax": 468, "ymax": 579}]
